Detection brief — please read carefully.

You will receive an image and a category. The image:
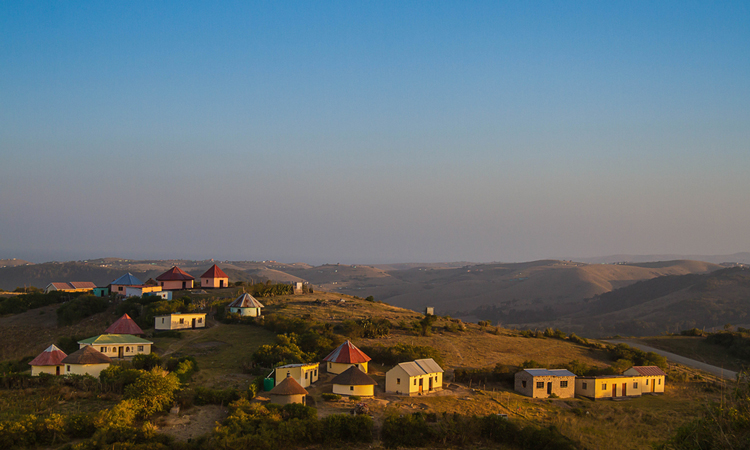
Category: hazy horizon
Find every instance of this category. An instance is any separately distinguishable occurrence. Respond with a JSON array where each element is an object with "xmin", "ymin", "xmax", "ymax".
[{"xmin": 2, "ymin": 2, "xmax": 749, "ymax": 265}]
